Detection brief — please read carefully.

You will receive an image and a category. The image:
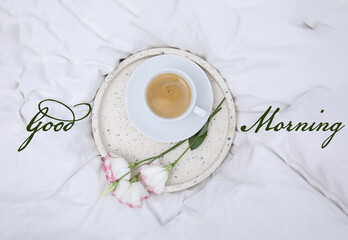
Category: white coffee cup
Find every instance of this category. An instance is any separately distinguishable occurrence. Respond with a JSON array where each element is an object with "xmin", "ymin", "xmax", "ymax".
[{"xmin": 143, "ymin": 68, "xmax": 208, "ymax": 122}]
